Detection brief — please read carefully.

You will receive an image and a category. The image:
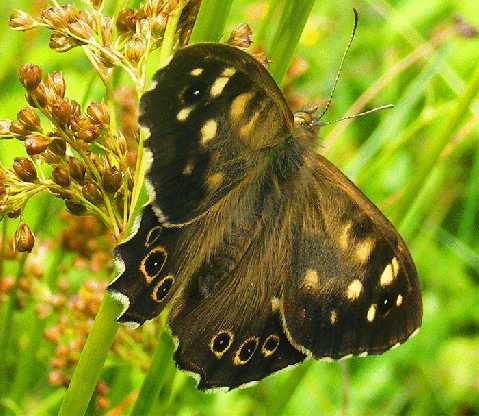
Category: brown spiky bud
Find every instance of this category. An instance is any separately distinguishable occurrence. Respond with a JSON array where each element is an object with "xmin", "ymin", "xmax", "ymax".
[
  {"xmin": 67, "ymin": 156, "xmax": 86, "ymax": 183},
  {"xmin": 48, "ymin": 138, "xmax": 66, "ymax": 157},
  {"xmin": 0, "ymin": 119, "xmax": 12, "ymax": 135},
  {"xmin": 52, "ymin": 166, "xmax": 71, "ymax": 187},
  {"xmin": 78, "ymin": 10, "xmax": 94, "ymax": 28},
  {"xmin": 49, "ymin": 32, "xmax": 79, "ymax": 52},
  {"xmin": 32, "ymin": 83, "xmax": 56, "ymax": 108},
  {"xmin": 82, "ymin": 180, "xmax": 103, "ymax": 205},
  {"xmin": 151, "ymin": 13, "xmax": 167, "ymax": 39},
  {"xmin": 41, "ymin": 147, "xmax": 62, "ymax": 165},
  {"xmin": 51, "ymin": 99, "xmax": 71, "ymax": 125},
  {"xmin": 18, "ymin": 64, "xmax": 42, "ymax": 91},
  {"xmin": 102, "ymin": 166, "xmax": 122, "ymax": 193},
  {"xmin": 116, "ymin": 9, "xmax": 137, "ymax": 33},
  {"xmin": 13, "ymin": 157, "xmax": 37, "ymax": 182},
  {"xmin": 14, "ymin": 222, "xmax": 35, "ymax": 252},
  {"xmin": 87, "ymin": 153, "xmax": 105, "ymax": 177},
  {"xmin": 62, "ymin": 4, "xmax": 79, "ymax": 23},
  {"xmin": 100, "ymin": 16, "xmax": 112, "ymax": 45},
  {"xmin": 8, "ymin": 10, "xmax": 36, "ymax": 30},
  {"xmin": 226, "ymin": 23, "xmax": 253, "ymax": 48},
  {"xmin": 41, "ymin": 6, "xmax": 68, "ymax": 29},
  {"xmin": 72, "ymin": 116, "xmax": 99, "ymax": 143},
  {"xmin": 125, "ymin": 36, "xmax": 145, "ymax": 66},
  {"xmin": 90, "ymin": 0, "xmax": 104, "ymax": 10},
  {"xmin": 87, "ymin": 101, "xmax": 110, "ymax": 129},
  {"xmin": 44, "ymin": 71, "xmax": 65, "ymax": 98},
  {"xmin": 7, "ymin": 207, "xmax": 21, "ymax": 219},
  {"xmin": 9, "ymin": 119, "xmax": 28, "ymax": 137},
  {"xmin": 25, "ymin": 134, "xmax": 50, "ymax": 155},
  {"xmin": 67, "ymin": 19, "xmax": 92, "ymax": 40},
  {"xmin": 65, "ymin": 200, "xmax": 86, "ymax": 215},
  {"xmin": 17, "ymin": 107, "xmax": 41, "ymax": 132}
]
